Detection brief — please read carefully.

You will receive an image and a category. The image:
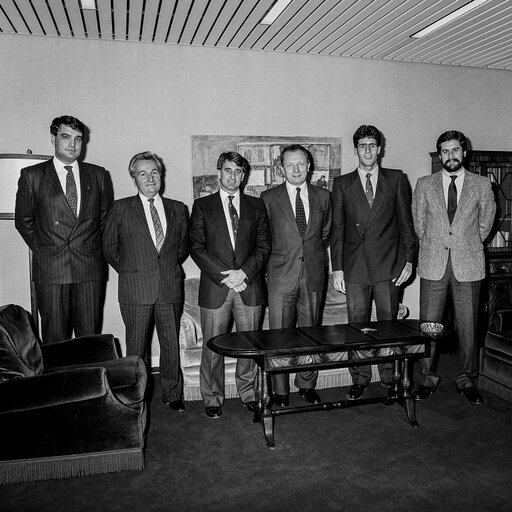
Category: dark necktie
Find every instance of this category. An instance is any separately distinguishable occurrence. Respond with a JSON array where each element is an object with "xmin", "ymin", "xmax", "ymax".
[
  {"xmin": 447, "ymin": 175, "xmax": 458, "ymax": 224},
  {"xmin": 365, "ymin": 173, "xmax": 374, "ymax": 208},
  {"xmin": 228, "ymin": 196, "xmax": 239, "ymax": 244},
  {"xmin": 64, "ymin": 165, "xmax": 78, "ymax": 217},
  {"xmin": 148, "ymin": 198, "xmax": 164, "ymax": 252},
  {"xmin": 295, "ymin": 188, "xmax": 307, "ymax": 237}
]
